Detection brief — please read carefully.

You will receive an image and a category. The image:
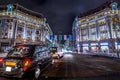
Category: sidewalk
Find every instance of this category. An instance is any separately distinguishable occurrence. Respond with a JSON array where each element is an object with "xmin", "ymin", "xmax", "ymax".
[{"xmin": 79, "ymin": 51, "xmax": 120, "ymax": 58}]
